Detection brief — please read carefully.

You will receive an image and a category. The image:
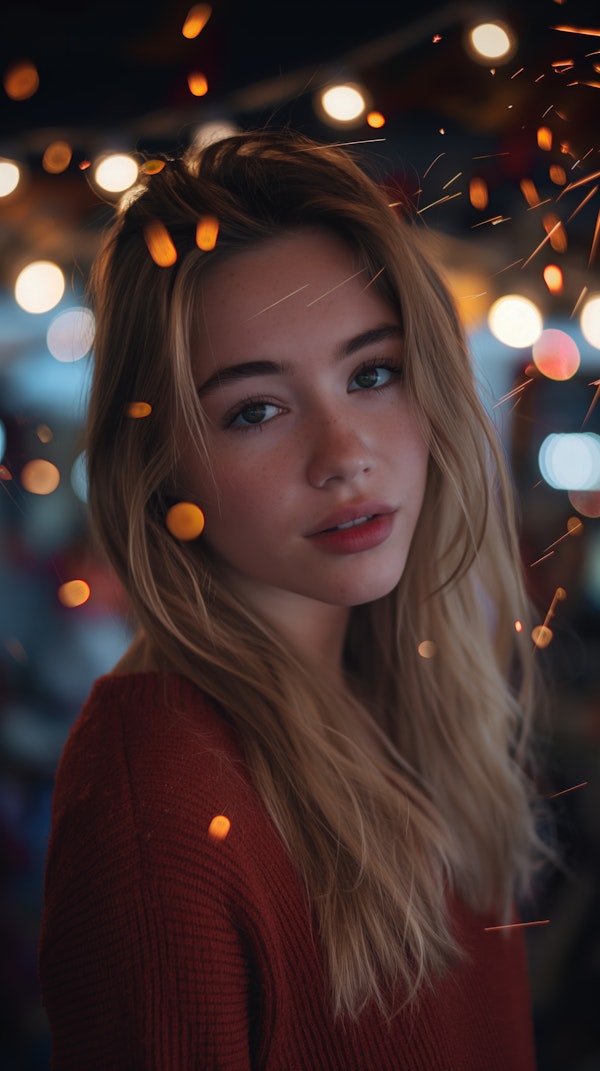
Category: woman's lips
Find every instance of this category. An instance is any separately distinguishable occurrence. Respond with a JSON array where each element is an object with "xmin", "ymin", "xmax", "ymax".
[{"xmin": 306, "ymin": 511, "xmax": 395, "ymax": 554}]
